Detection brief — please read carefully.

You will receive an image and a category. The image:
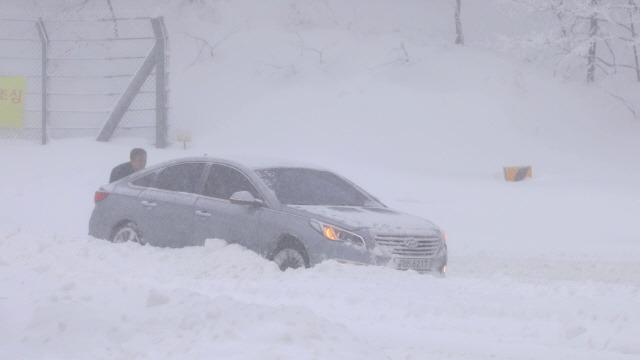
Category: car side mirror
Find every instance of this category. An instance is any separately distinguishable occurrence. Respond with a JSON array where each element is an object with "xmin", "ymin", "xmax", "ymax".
[{"xmin": 230, "ymin": 190, "xmax": 264, "ymax": 207}]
